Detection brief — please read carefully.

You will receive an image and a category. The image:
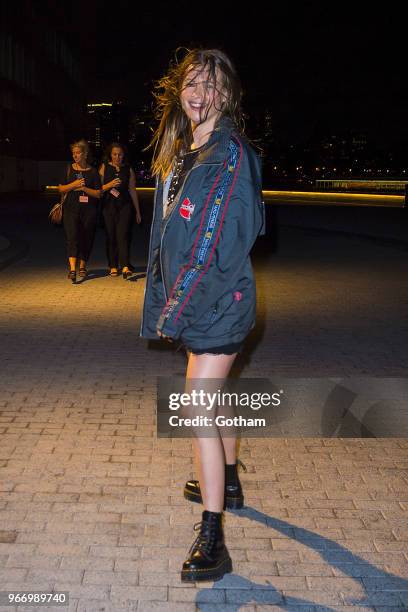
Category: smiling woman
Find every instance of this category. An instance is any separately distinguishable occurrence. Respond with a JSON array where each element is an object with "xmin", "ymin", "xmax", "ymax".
[
  {"xmin": 180, "ymin": 65, "xmax": 225, "ymax": 135},
  {"xmin": 141, "ymin": 48, "xmax": 264, "ymax": 583},
  {"xmin": 149, "ymin": 48, "xmax": 244, "ymax": 180}
]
